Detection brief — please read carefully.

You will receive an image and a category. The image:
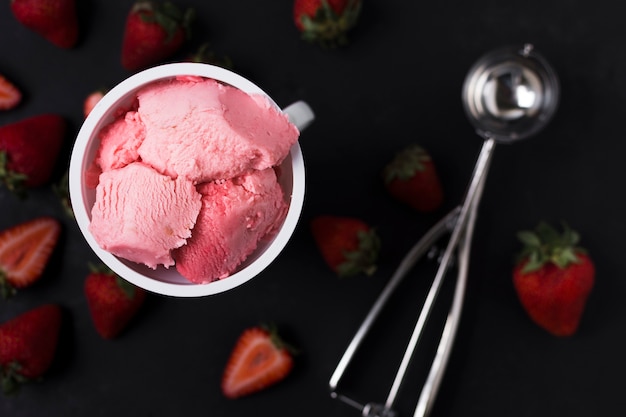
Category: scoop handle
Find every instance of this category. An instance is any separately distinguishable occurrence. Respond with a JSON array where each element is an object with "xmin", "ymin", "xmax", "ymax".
[{"xmin": 283, "ymin": 101, "xmax": 315, "ymax": 131}]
